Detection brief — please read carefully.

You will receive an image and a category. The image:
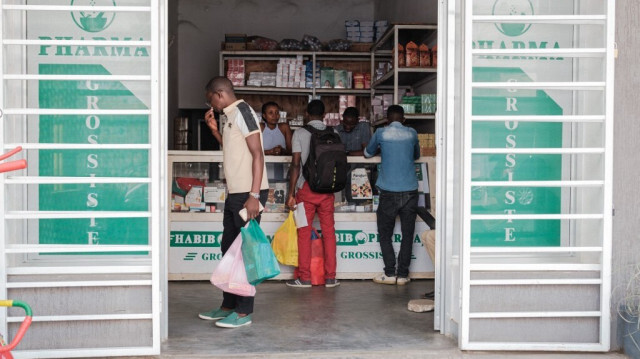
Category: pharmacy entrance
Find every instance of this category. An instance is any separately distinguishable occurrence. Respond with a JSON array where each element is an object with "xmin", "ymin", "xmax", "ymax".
[{"xmin": 0, "ymin": 0, "xmax": 615, "ymax": 357}]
